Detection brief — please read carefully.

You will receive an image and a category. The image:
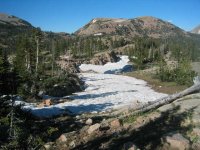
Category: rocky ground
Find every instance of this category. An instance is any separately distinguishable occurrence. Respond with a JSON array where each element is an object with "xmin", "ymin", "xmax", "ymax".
[{"xmin": 41, "ymin": 93, "xmax": 200, "ymax": 150}]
